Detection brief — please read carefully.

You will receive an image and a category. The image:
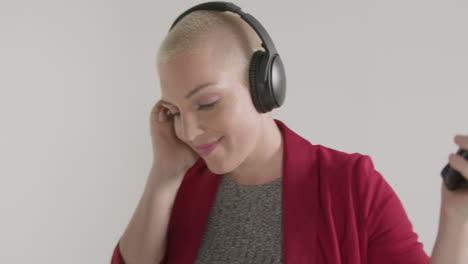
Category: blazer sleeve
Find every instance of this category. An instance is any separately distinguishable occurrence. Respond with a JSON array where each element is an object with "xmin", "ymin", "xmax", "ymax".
[
  {"xmin": 111, "ymin": 241, "xmax": 126, "ymax": 264},
  {"xmin": 355, "ymin": 155, "xmax": 430, "ymax": 264}
]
